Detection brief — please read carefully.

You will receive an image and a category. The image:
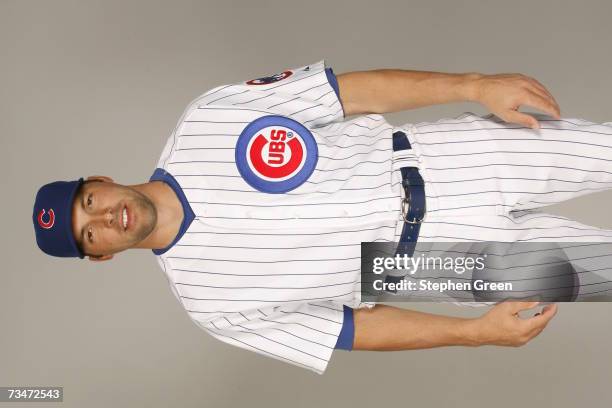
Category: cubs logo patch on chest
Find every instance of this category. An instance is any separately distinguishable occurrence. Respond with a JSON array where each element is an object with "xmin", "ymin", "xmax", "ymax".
[{"xmin": 235, "ymin": 115, "xmax": 318, "ymax": 193}]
